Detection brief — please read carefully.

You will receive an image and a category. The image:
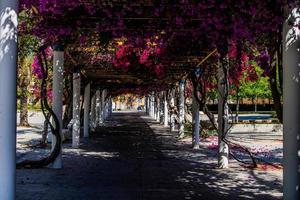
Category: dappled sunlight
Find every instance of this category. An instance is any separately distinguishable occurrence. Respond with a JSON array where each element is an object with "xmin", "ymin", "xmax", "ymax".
[
  {"xmin": 285, "ymin": 8, "xmax": 300, "ymax": 51},
  {"xmin": 16, "ymin": 109, "xmax": 283, "ymax": 199},
  {"xmin": 0, "ymin": 7, "xmax": 18, "ymax": 62}
]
